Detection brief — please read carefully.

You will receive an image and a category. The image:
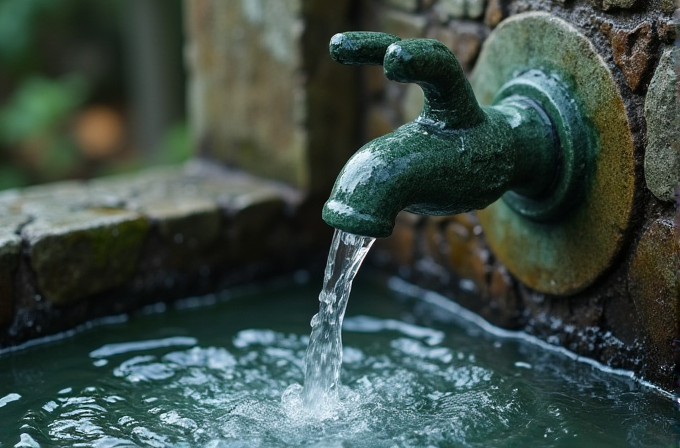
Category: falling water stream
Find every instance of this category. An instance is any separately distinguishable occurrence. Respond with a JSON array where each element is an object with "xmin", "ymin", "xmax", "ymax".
[
  {"xmin": 282, "ymin": 230, "xmax": 375, "ymax": 414},
  {"xmin": 302, "ymin": 230, "xmax": 375, "ymax": 407}
]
